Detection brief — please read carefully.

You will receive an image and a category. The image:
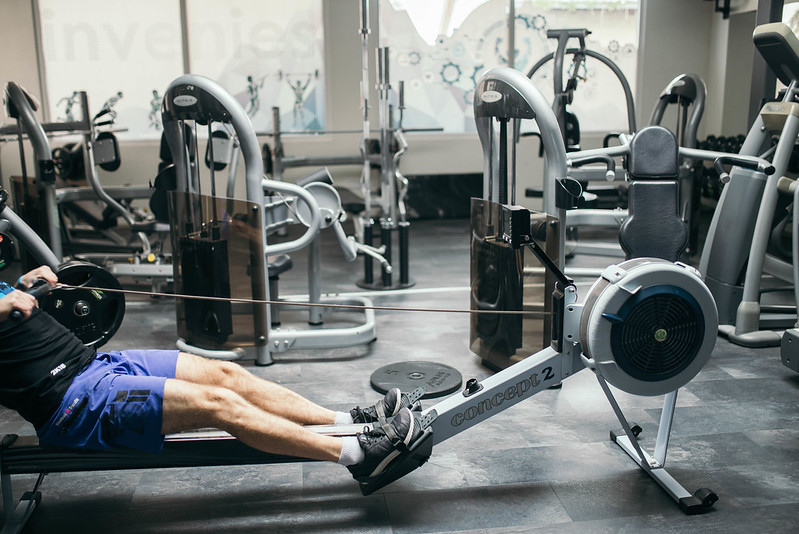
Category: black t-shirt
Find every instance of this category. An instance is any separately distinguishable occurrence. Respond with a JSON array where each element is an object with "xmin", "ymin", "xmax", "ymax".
[{"xmin": 0, "ymin": 308, "xmax": 95, "ymax": 428}]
